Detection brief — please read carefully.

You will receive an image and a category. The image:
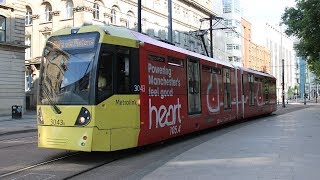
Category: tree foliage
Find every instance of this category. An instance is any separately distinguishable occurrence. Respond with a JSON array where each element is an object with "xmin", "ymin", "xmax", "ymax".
[{"xmin": 281, "ymin": 0, "xmax": 320, "ymax": 77}]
